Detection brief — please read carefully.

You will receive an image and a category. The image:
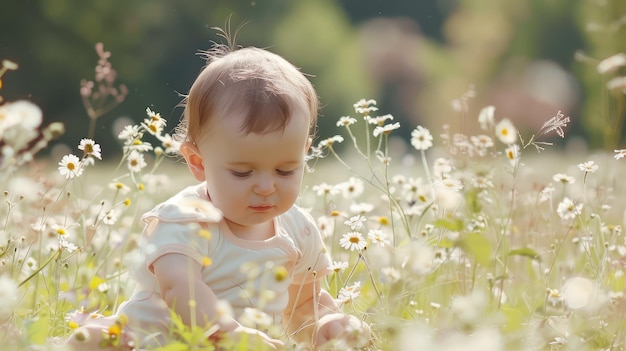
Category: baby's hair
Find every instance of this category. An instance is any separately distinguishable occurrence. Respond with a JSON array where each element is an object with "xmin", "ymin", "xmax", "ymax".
[{"xmin": 175, "ymin": 26, "xmax": 319, "ymax": 146}]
